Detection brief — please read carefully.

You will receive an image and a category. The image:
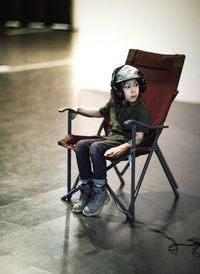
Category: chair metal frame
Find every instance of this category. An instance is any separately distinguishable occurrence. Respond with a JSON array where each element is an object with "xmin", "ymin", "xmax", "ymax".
[{"xmin": 58, "ymin": 49, "xmax": 185, "ymax": 219}]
